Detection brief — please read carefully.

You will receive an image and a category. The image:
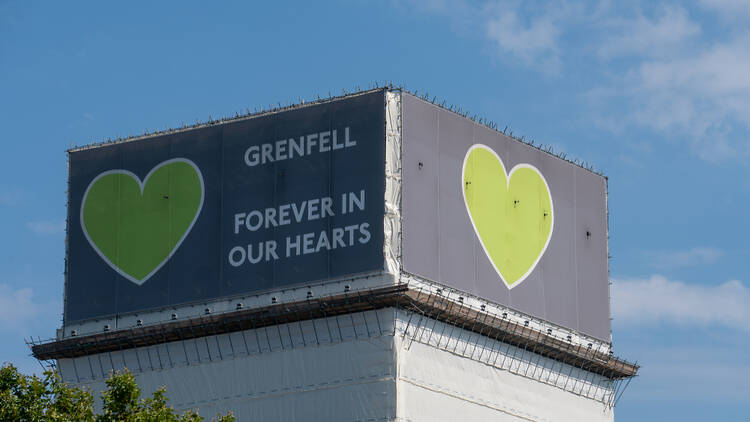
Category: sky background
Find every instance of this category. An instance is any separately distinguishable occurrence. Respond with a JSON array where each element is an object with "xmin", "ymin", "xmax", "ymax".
[{"xmin": 1, "ymin": 1, "xmax": 749, "ymax": 420}]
